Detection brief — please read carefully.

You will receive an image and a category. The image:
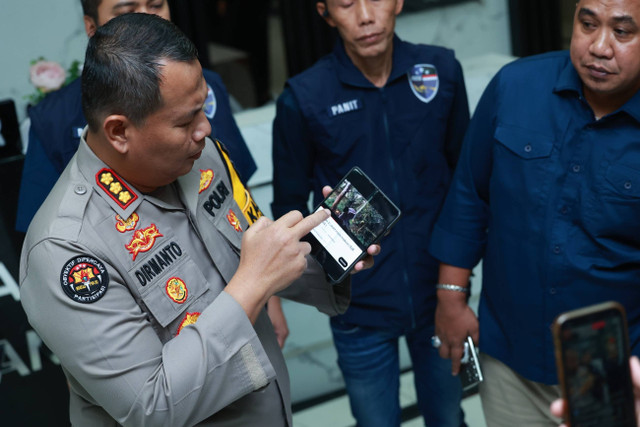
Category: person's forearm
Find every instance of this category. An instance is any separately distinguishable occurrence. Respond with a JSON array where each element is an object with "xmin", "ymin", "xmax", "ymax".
[{"xmin": 437, "ymin": 263, "xmax": 472, "ymax": 298}]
